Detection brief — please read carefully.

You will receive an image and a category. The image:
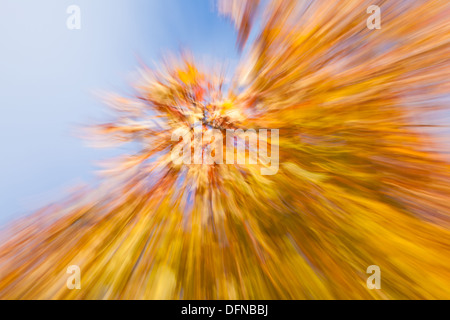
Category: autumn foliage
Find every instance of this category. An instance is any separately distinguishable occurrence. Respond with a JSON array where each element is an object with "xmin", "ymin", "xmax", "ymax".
[{"xmin": 1, "ymin": 0, "xmax": 450, "ymax": 299}]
